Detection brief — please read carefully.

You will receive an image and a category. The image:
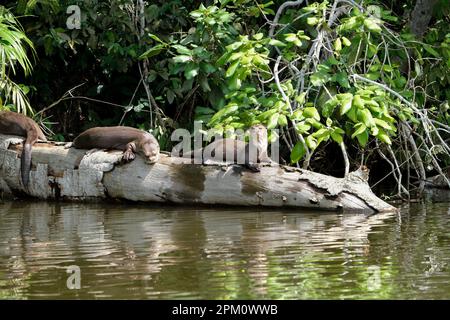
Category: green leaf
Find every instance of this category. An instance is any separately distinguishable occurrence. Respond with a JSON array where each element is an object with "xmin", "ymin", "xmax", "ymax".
[
  {"xmin": 352, "ymin": 95, "xmax": 365, "ymax": 109},
  {"xmin": 258, "ymin": 109, "xmax": 278, "ymax": 121},
  {"xmin": 334, "ymin": 38, "xmax": 342, "ymax": 52},
  {"xmin": 377, "ymin": 129, "xmax": 392, "ymax": 144},
  {"xmin": 195, "ymin": 106, "xmax": 215, "ymax": 115},
  {"xmin": 306, "ymin": 135, "xmax": 318, "ymax": 149},
  {"xmin": 306, "ymin": 118, "xmax": 323, "ymax": 129},
  {"xmin": 347, "ymin": 106, "xmax": 358, "ymax": 122},
  {"xmin": 216, "ymin": 52, "xmax": 231, "ymax": 66},
  {"xmin": 303, "ymin": 107, "xmax": 320, "ymax": 120},
  {"xmin": 182, "ymin": 78, "xmax": 194, "ymax": 91},
  {"xmin": 278, "ymin": 114, "xmax": 288, "ymax": 127},
  {"xmin": 209, "ymin": 104, "xmax": 239, "ymax": 126},
  {"xmin": 307, "ymin": 17, "xmax": 319, "ymax": 25},
  {"xmin": 358, "ymin": 109, "xmax": 375, "ymax": 127},
  {"xmin": 414, "ymin": 61, "xmax": 422, "ymax": 77},
  {"xmin": 284, "ymin": 34, "xmax": 298, "ymax": 42},
  {"xmin": 335, "ymin": 72, "xmax": 350, "ymax": 88},
  {"xmin": 20, "ymin": 85, "xmax": 30, "ymax": 95},
  {"xmin": 173, "ymin": 55, "xmax": 192, "ymax": 63},
  {"xmin": 382, "ymin": 65, "xmax": 394, "ymax": 72},
  {"xmin": 229, "ymin": 73, "xmax": 242, "ymax": 90},
  {"xmin": 312, "ymin": 128, "xmax": 329, "ymax": 139},
  {"xmin": 184, "ymin": 63, "xmax": 199, "ymax": 79},
  {"xmin": 200, "ymin": 62, "xmax": 216, "ymax": 74},
  {"xmin": 364, "ymin": 18, "xmax": 382, "ymax": 33},
  {"xmin": 190, "ymin": 11, "xmax": 203, "ymax": 19},
  {"xmin": 374, "ymin": 118, "xmax": 392, "ymax": 131},
  {"xmin": 311, "ymin": 71, "xmax": 331, "ymax": 86},
  {"xmin": 356, "ymin": 130, "xmax": 369, "ymax": 147},
  {"xmin": 342, "ymin": 36, "xmax": 351, "ymax": 46},
  {"xmin": 253, "ymin": 33, "xmax": 264, "ymax": 40},
  {"xmin": 226, "ymin": 60, "xmax": 240, "ymax": 78},
  {"xmin": 295, "ymin": 122, "xmax": 311, "ymax": 134},
  {"xmin": 363, "ymin": 99, "xmax": 379, "ymax": 108},
  {"xmin": 370, "ymin": 126, "xmax": 379, "ymax": 136},
  {"xmin": 424, "ymin": 44, "xmax": 440, "ymax": 58},
  {"xmin": 290, "ymin": 141, "xmax": 306, "ymax": 163},
  {"xmin": 351, "ymin": 122, "xmax": 367, "ymax": 138},
  {"xmin": 167, "ymin": 90, "xmax": 175, "ymax": 104},
  {"xmin": 337, "ymin": 93, "xmax": 353, "ymax": 115},
  {"xmin": 322, "ymin": 97, "xmax": 339, "ymax": 117},
  {"xmin": 148, "ymin": 33, "xmax": 165, "ymax": 44},
  {"xmin": 172, "ymin": 44, "xmax": 191, "ymax": 55},
  {"xmin": 226, "ymin": 41, "xmax": 244, "ymax": 51},
  {"xmin": 269, "ymin": 39, "xmax": 286, "ymax": 47},
  {"xmin": 331, "ymin": 131, "xmax": 343, "ymax": 144},
  {"xmin": 139, "ymin": 44, "xmax": 165, "ymax": 59},
  {"xmin": 295, "ymin": 93, "xmax": 306, "ymax": 106},
  {"xmin": 365, "ymin": 71, "xmax": 380, "ymax": 80},
  {"xmin": 267, "ymin": 113, "xmax": 279, "ymax": 129},
  {"xmin": 229, "ymin": 52, "xmax": 244, "ymax": 61},
  {"xmin": 200, "ymin": 77, "xmax": 211, "ymax": 92},
  {"xmin": 293, "ymin": 39, "xmax": 303, "ymax": 47},
  {"xmin": 338, "ymin": 17, "xmax": 360, "ymax": 32}
]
